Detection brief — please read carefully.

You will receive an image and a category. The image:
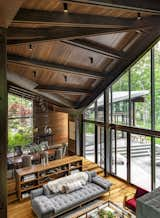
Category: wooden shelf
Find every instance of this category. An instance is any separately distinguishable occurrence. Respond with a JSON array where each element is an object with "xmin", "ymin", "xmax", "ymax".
[{"xmin": 15, "ymin": 156, "xmax": 83, "ymax": 200}]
